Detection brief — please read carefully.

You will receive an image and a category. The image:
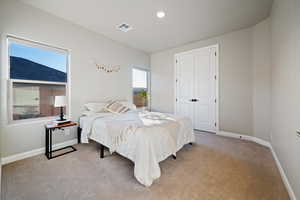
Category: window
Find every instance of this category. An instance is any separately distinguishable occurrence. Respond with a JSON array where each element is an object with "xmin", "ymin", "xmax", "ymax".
[
  {"xmin": 132, "ymin": 68, "xmax": 150, "ymax": 108},
  {"xmin": 8, "ymin": 37, "xmax": 69, "ymax": 121}
]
